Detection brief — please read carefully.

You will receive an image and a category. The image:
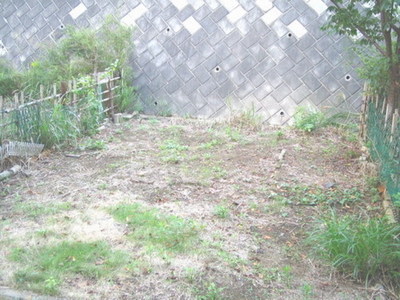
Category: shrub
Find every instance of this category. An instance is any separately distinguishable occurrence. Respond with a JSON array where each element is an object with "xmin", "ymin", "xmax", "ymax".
[{"xmin": 308, "ymin": 212, "xmax": 400, "ymax": 285}]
